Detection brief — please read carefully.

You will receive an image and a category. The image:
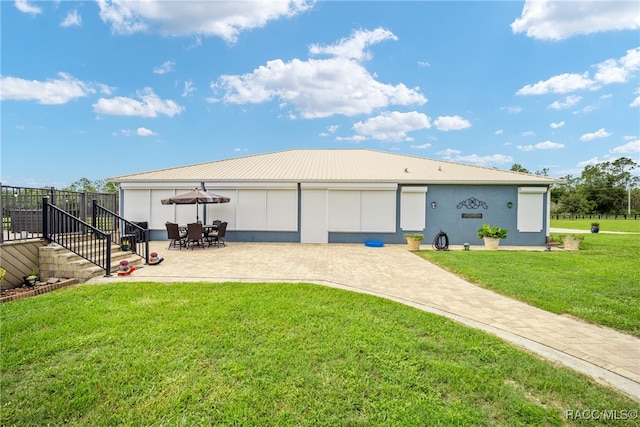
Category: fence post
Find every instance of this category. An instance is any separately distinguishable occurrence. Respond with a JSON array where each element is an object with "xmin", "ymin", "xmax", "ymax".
[
  {"xmin": 92, "ymin": 199, "xmax": 98, "ymax": 228},
  {"xmin": 80, "ymin": 192, "xmax": 87, "ymax": 223},
  {"xmin": 105, "ymin": 233, "xmax": 112, "ymax": 277},
  {"xmin": 42, "ymin": 197, "xmax": 49, "ymax": 239}
]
